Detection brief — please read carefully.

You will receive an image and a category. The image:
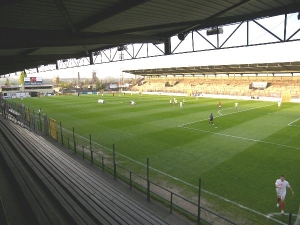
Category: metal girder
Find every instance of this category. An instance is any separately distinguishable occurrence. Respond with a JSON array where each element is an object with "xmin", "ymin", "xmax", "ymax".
[
  {"xmin": 93, "ymin": 3, "xmax": 300, "ymax": 39},
  {"xmin": 53, "ymin": 0, "xmax": 78, "ymax": 34},
  {"xmin": 169, "ymin": 13, "xmax": 300, "ymax": 56},
  {"xmin": 177, "ymin": 0, "xmax": 252, "ymax": 36},
  {"xmin": 5, "ymin": 12, "xmax": 300, "ymax": 75},
  {"xmin": 123, "ymin": 62, "xmax": 300, "ymax": 76}
]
